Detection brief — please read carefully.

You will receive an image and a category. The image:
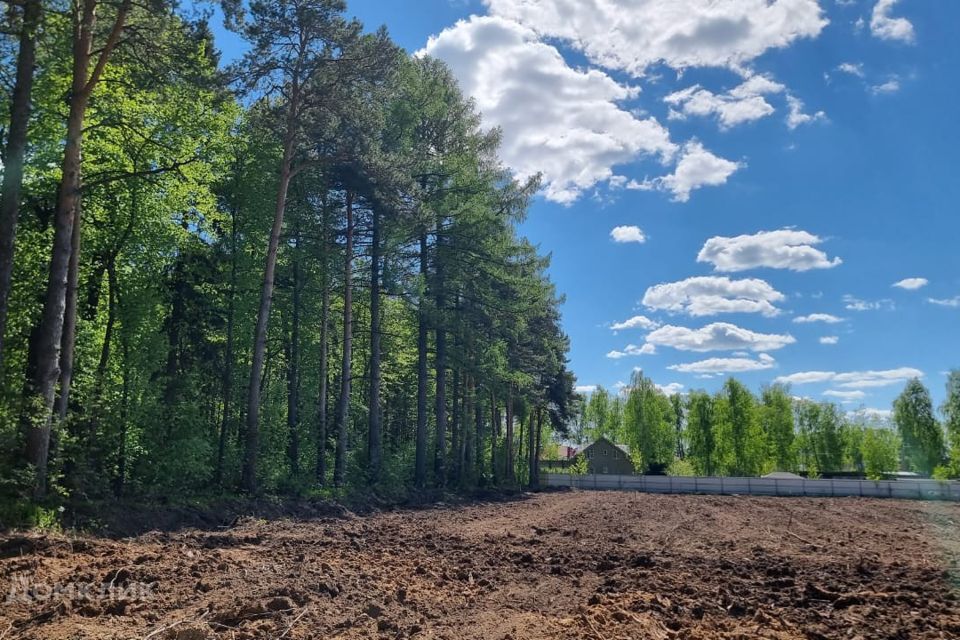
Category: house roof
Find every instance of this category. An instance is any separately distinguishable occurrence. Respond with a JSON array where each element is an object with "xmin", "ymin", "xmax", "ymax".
[{"xmin": 575, "ymin": 436, "xmax": 631, "ymax": 456}]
